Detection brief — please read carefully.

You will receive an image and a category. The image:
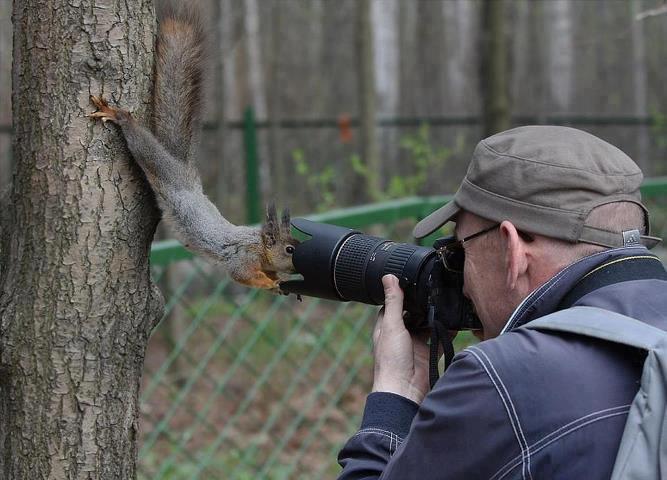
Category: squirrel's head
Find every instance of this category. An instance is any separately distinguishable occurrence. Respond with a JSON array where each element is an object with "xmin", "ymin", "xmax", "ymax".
[{"xmin": 260, "ymin": 202, "xmax": 299, "ymax": 274}]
